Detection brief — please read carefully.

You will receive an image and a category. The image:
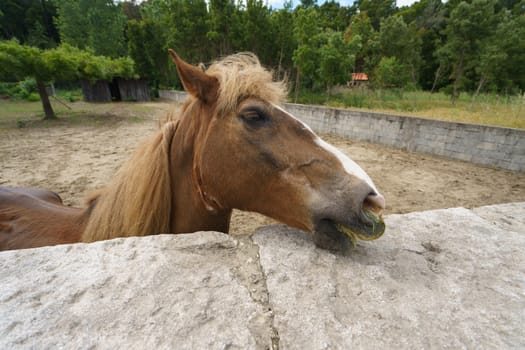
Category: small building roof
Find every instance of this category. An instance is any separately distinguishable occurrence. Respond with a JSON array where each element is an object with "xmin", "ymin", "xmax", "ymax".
[{"xmin": 352, "ymin": 73, "xmax": 369, "ymax": 81}]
